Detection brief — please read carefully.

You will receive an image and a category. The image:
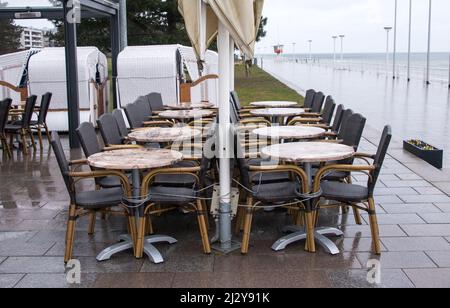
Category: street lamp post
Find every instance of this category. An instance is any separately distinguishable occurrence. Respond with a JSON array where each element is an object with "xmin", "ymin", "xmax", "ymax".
[
  {"xmin": 332, "ymin": 36, "xmax": 338, "ymax": 65},
  {"xmin": 339, "ymin": 35, "xmax": 345, "ymax": 63},
  {"xmin": 292, "ymin": 42, "xmax": 296, "ymax": 60},
  {"xmin": 393, "ymin": 0, "xmax": 398, "ymax": 79},
  {"xmin": 426, "ymin": 0, "xmax": 432, "ymax": 85},
  {"xmin": 384, "ymin": 27, "xmax": 393, "ymax": 73},
  {"xmin": 407, "ymin": 0, "xmax": 412, "ymax": 82},
  {"xmin": 308, "ymin": 40, "xmax": 313, "ymax": 62}
]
